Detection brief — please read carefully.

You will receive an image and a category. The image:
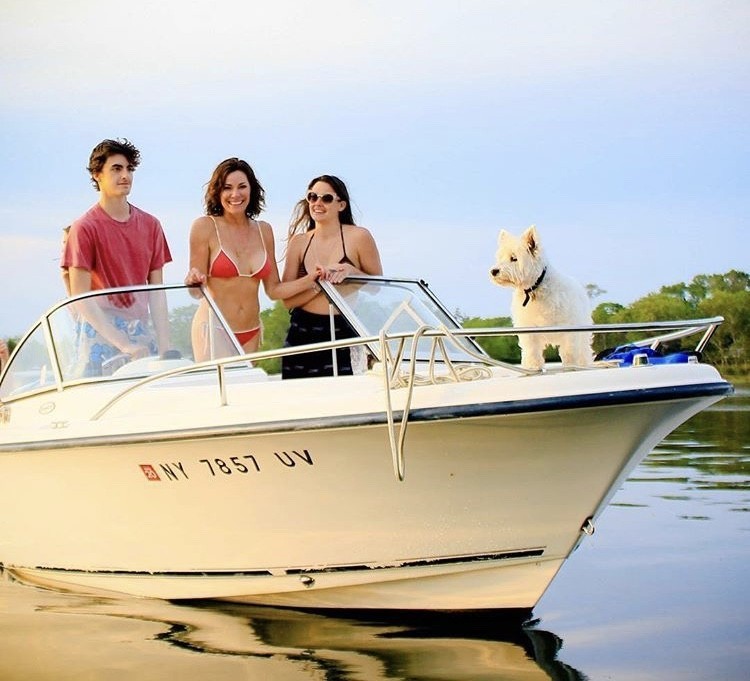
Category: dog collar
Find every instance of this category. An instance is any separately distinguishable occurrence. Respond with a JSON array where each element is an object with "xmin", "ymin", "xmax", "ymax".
[{"xmin": 522, "ymin": 267, "xmax": 547, "ymax": 307}]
